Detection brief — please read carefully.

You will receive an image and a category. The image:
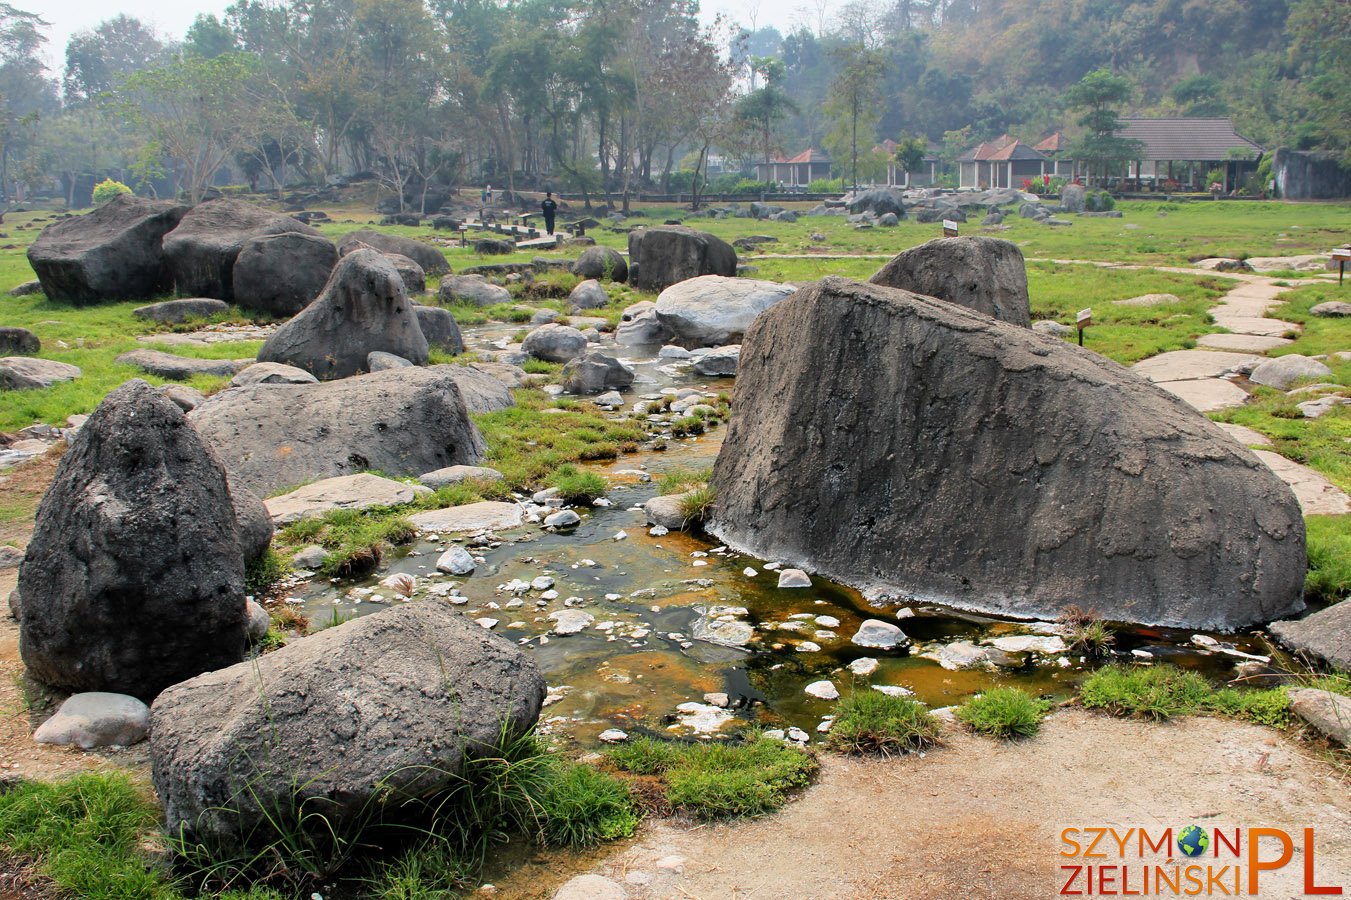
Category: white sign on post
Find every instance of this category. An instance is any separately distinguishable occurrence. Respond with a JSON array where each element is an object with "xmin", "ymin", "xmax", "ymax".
[{"xmin": 942, "ymin": 219, "xmax": 959, "ymax": 236}]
